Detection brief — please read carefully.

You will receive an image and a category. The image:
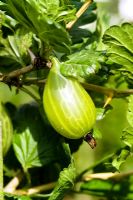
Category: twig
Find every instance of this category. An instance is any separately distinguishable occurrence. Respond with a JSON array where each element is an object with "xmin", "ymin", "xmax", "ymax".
[
  {"xmin": 12, "ymin": 182, "xmax": 56, "ymax": 196},
  {"xmin": 66, "ymin": 0, "xmax": 93, "ymax": 30},
  {"xmin": 83, "ymin": 172, "xmax": 117, "ymax": 181},
  {"xmin": 82, "ymin": 171, "xmax": 133, "ymax": 182},
  {"xmin": 4, "ymin": 170, "xmax": 24, "ymax": 193},
  {"xmin": 1, "ymin": 64, "xmax": 133, "ymax": 101},
  {"xmin": 17, "ymin": 78, "xmax": 133, "ymax": 99},
  {"xmin": 22, "ymin": 78, "xmax": 46, "ymax": 85},
  {"xmin": 21, "ymin": 78, "xmax": 133, "ymax": 99},
  {"xmin": 82, "ymin": 82, "xmax": 133, "ymax": 98},
  {"xmin": 19, "ymin": 78, "xmax": 133, "ymax": 103},
  {"xmin": 0, "ymin": 65, "xmax": 34, "ymax": 82}
]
